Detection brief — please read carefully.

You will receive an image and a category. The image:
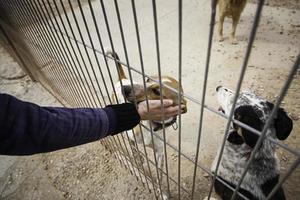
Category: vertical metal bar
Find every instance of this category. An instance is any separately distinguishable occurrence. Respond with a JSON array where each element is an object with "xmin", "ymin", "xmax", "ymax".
[
  {"xmin": 191, "ymin": 0, "xmax": 217, "ymax": 199},
  {"xmin": 60, "ymin": 0, "xmax": 99, "ymax": 108},
  {"xmin": 112, "ymin": 0, "xmax": 152, "ymax": 191},
  {"xmin": 29, "ymin": 0, "xmax": 83, "ymax": 107},
  {"xmin": 58, "ymin": 0, "xmax": 96, "ymax": 108},
  {"xmin": 106, "ymin": 137, "xmax": 130, "ymax": 171},
  {"xmin": 76, "ymin": 0, "xmax": 111, "ymax": 106},
  {"xmin": 67, "ymin": 0, "xmax": 103, "ymax": 107},
  {"xmin": 0, "ymin": 23, "xmax": 36, "ymax": 81},
  {"xmin": 266, "ymin": 157, "xmax": 300, "ymax": 200},
  {"xmin": 208, "ymin": 0, "xmax": 266, "ymax": 199},
  {"xmin": 10, "ymin": 0, "xmax": 77, "ymax": 107},
  {"xmin": 87, "ymin": 0, "xmax": 114, "ymax": 104},
  {"xmin": 152, "ymin": 0, "xmax": 171, "ymax": 195},
  {"xmin": 131, "ymin": 0, "xmax": 163, "ymax": 198},
  {"xmin": 98, "ymin": 0, "xmax": 145, "ymax": 182},
  {"xmin": 177, "ymin": 0, "xmax": 183, "ymax": 199},
  {"xmin": 76, "ymin": 0, "xmax": 108, "ymax": 106},
  {"xmin": 112, "ymin": 0, "xmax": 153, "ymax": 192},
  {"xmin": 34, "ymin": 1, "xmax": 86, "ymax": 106},
  {"xmin": 88, "ymin": 0, "xmax": 139, "ymax": 179},
  {"xmin": 48, "ymin": 0, "xmax": 91, "ymax": 107},
  {"xmin": 5, "ymin": 0, "xmax": 68, "ymax": 105},
  {"xmin": 230, "ymin": 53, "xmax": 300, "ymax": 200},
  {"xmin": 32, "ymin": 0, "xmax": 84, "ymax": 107}
]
